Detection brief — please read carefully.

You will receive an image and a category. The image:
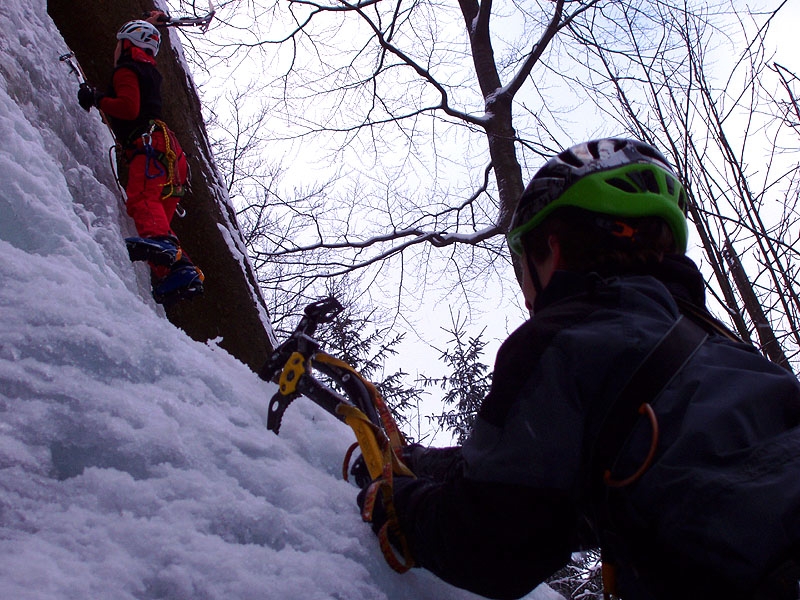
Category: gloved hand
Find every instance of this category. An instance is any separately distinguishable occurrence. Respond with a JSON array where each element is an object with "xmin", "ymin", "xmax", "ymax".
[
  {"xmin": 356, "ymin": 475, "xmax": 420, "ymax": 573},
  {"xmin": 356, "ymin": 475, "xmax": 417, "ymax": 536},
  {"xmin": 143, "ymin": 10, "xmax": 170, "ymax": 24},
  {"xmin": 77, "ymin": 84, "xmax": 101, "ymax": 111},
  {"xmin": 349, "ymin": 443, "xmax": 424, "ymax": 488},
  {"xmin": 396, "ymin": 443, "xmax": 426, "ymax": 472},
  {"xmin": 349, "ymin": 453, "xmax": 373, "ymax": 489},
  {"xmin": 356, "ymin": 480, "xmax": 383, "ymax": 533}
]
